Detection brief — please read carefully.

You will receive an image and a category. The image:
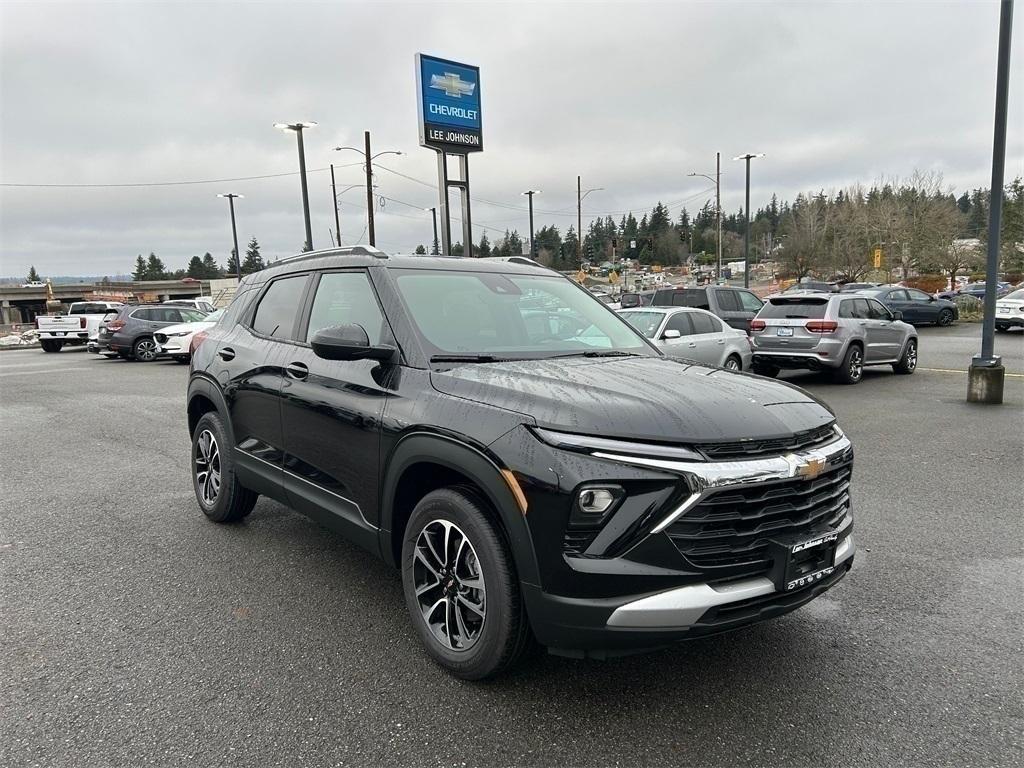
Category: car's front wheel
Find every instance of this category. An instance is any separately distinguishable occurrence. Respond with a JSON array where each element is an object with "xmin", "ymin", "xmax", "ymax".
[
  {"xmin": 401, "ymin": 488, "xmax": 530, "ymax": 680},
  {"xmin": 937, "ymin": 309, "xmax": 954, "ymax": 326},
  {"xmin": 191, "ymin": 412, "xmax": 257, "ymax": 523}
]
